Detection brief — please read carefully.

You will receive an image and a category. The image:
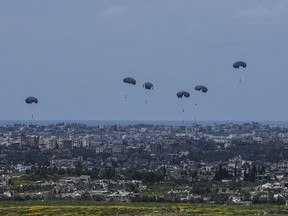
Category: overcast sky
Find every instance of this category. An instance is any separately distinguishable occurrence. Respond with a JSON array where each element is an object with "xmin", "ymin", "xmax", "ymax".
[{"xmin": 0, "ymin": 0, "xmax": 288, "ymax": 121}]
